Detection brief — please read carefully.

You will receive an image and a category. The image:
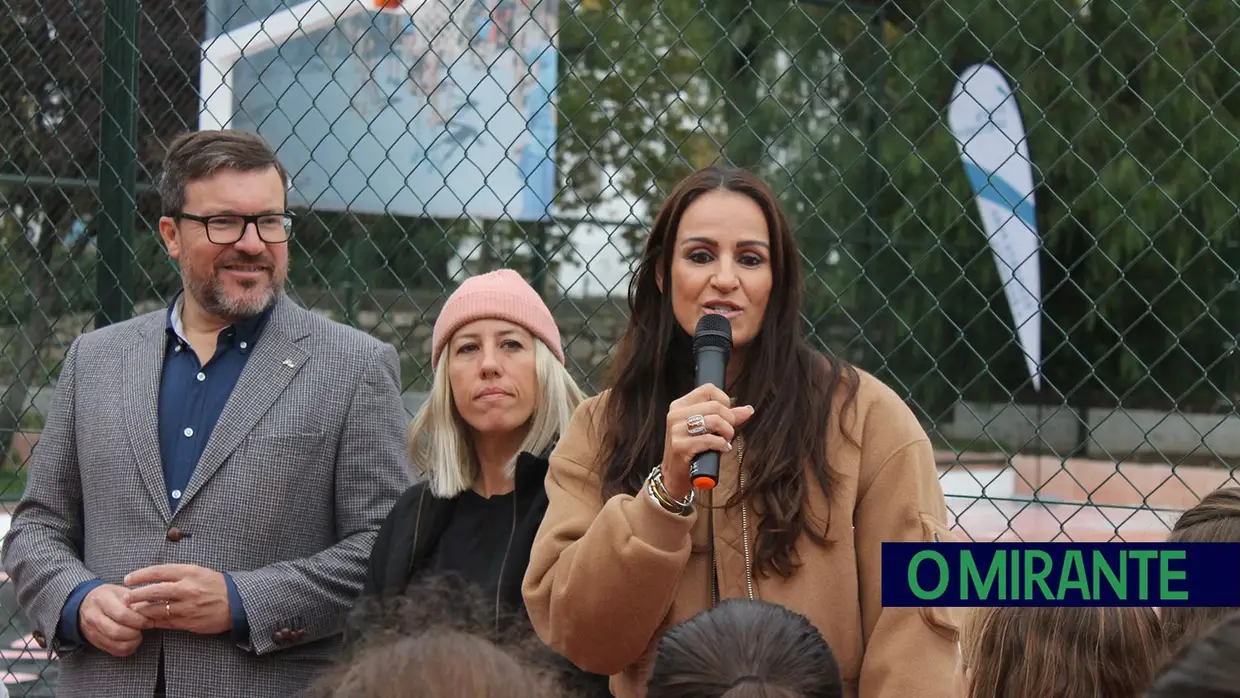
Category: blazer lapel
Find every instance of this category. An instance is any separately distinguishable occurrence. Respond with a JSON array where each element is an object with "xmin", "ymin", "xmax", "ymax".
[
  {"xmin": 175, "ymin": 295, "xmax": 311, "ymax": 512},
  {"xmin": 124, "ymin": 314, "xmax": 175, "ymax": 523}
]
